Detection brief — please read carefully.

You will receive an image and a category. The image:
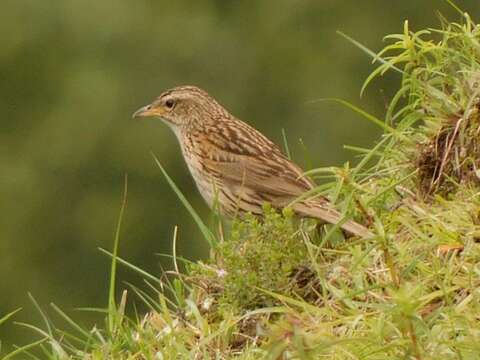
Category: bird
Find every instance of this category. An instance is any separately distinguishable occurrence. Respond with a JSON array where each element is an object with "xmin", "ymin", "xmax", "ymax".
[{"xmin": 133, "ymin": 85, "xmax": 370, "ymax": 237}]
